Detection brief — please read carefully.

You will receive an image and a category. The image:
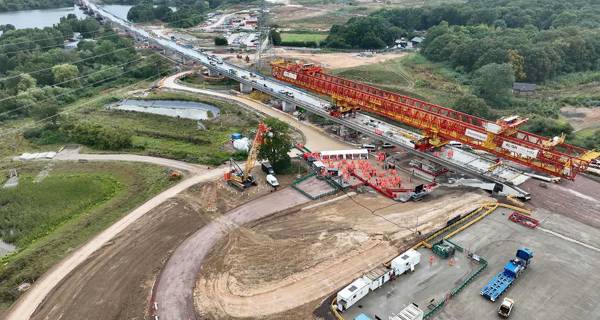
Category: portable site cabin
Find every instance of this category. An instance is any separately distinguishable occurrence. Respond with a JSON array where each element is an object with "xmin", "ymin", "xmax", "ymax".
[
  {"xmin": 391, "ymin": 249, "xmax": 421, "ymax": 276},
  {"xmin": 364, "ymin": 265, "xmax": 393, "ymax": 291},
  {"xmin": 336, "ymin": 277, "xmax": 370, "ymax": 312}
]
